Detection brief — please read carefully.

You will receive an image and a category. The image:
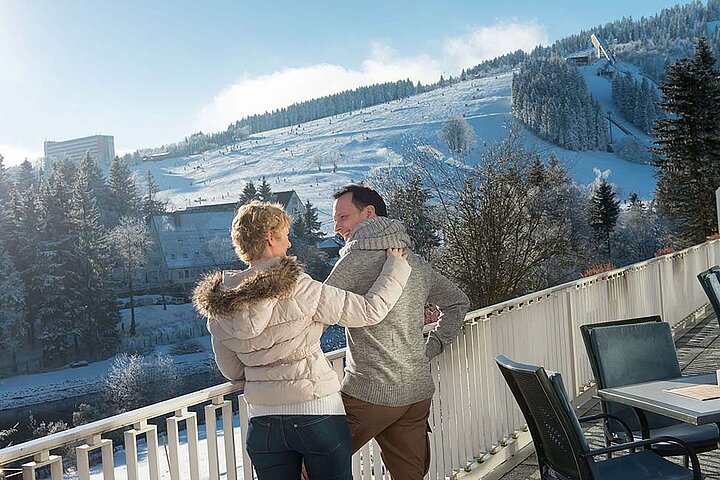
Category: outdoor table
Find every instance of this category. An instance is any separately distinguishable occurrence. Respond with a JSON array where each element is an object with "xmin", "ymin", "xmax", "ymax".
[{"xmin": 598, "ymin": 373, "xmax": 720, "ymax": 440}]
